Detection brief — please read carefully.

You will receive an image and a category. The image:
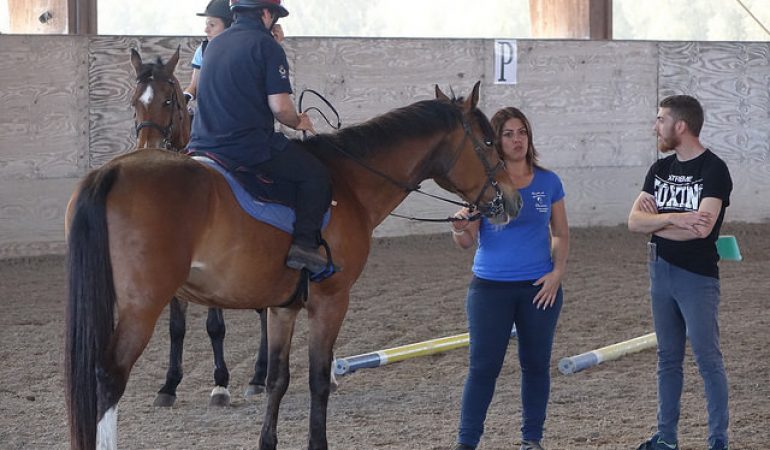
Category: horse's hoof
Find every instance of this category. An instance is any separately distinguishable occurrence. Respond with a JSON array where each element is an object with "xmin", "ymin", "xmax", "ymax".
[
  {"xmin": 208, "ymin": 386, "xmax": 231, "ymax": 408},
  {"xmin": 244, "ymin": 383, "xmax": 265, "ymax": 399},
  {"xmin": 153, "ymin": 393, "xmax": 177, "ymax": 407}
]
